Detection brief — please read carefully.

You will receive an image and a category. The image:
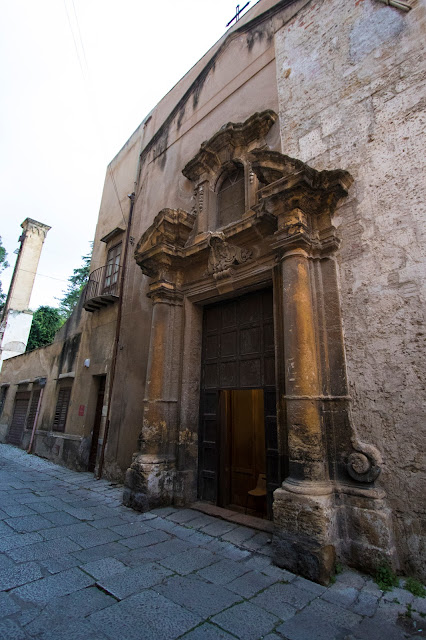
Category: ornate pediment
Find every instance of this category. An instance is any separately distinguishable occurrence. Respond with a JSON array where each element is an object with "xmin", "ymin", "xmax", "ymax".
[
  {"xmin": 134, "ymin": 209, "xmax": 195, "ymax": 278},
  {"xmin": 135, "ymin": 133, "xmax": 353, "ymax": 288},
  {"xmin": 250, "ymin": 149, "xmax": 353, "ymax": 208},
  {"xmin": 182, "ymin": 110, "xmax": 277, "ymax": 183},
  {"xmin": 249, "ymin": 149, "xmax": 353, "ymax": 254}
]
